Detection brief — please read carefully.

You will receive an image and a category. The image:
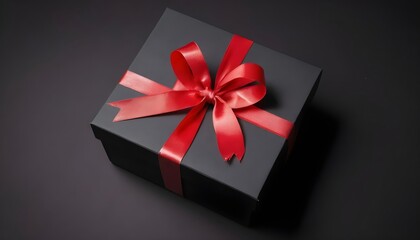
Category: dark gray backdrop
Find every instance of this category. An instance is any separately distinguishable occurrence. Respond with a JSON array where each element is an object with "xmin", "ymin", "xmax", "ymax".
[{"xmin": 1, "ymin": 0, "xmax": 419, "ymax": 239}]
